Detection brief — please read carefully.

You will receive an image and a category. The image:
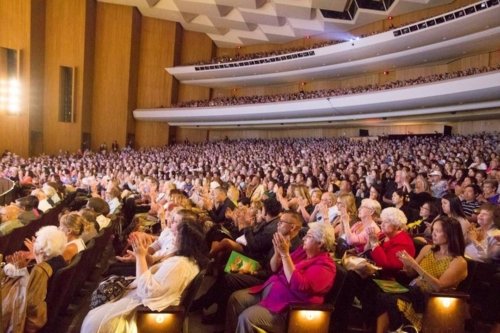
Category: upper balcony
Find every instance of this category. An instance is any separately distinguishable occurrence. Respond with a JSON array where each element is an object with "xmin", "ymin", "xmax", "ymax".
[{"xmin": 166, "ymin": 0, "xmax": 500, "ymax": 87}]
